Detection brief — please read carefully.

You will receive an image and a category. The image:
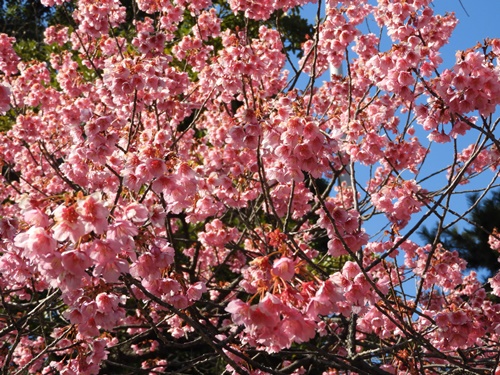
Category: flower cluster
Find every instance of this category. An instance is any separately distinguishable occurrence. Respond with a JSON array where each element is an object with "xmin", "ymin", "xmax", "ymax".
[{"xmin": 1, "ymin": 0, "xmax": 500, "ymax": 374}]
